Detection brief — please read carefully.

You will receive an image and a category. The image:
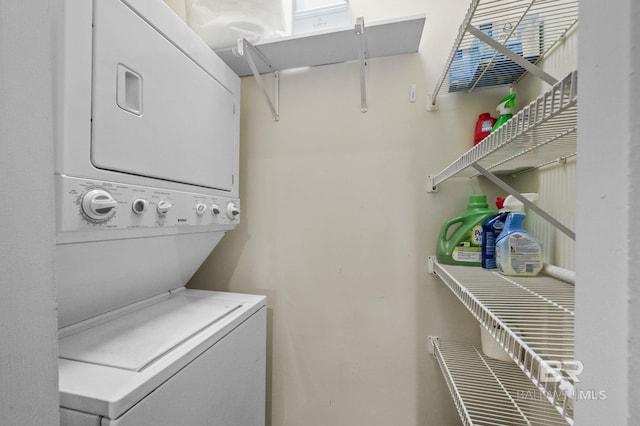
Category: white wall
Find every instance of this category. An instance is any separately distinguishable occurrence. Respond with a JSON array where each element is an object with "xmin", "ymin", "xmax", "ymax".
[
  {"xmin": 0, "ymin": 1, "xmax": 59, "ymax": 425},
  {"xmin": 630, "ymin": 1, "xmax": 640, "ymax": 423},
  {"xmin": 187, "ymin": 0, "xmax": 511, "ymax": 424},
  {"xmin": 576, "ymin": 0, "xmax": 636, "ymax": 423}
]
